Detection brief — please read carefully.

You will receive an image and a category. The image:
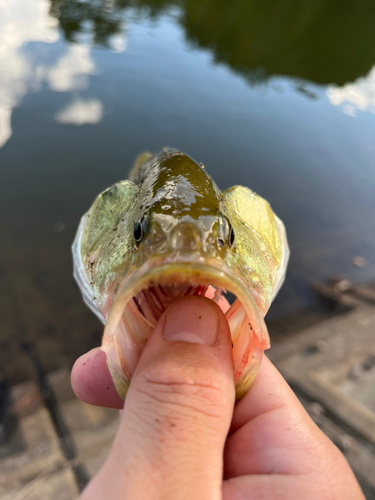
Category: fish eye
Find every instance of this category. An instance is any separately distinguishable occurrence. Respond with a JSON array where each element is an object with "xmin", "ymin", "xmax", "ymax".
[
  {"xmin": 228, "ymin": 225, "xmax": 235, "ymax": 246},
  {"xmin": 134, "ymin": 218, "xmax": 144, "ymax": 244}
]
